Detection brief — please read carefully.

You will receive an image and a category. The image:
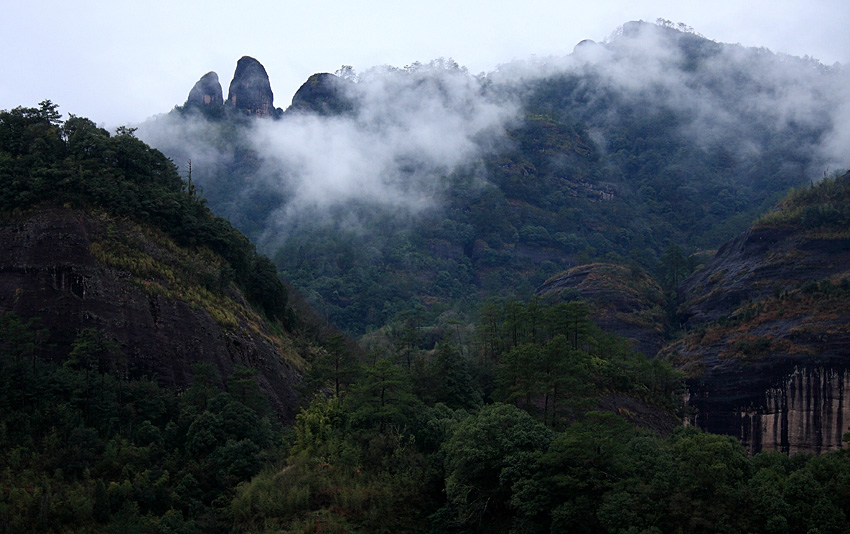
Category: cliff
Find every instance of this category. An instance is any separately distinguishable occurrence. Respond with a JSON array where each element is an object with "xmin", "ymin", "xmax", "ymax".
[
  {"xmin": 665, "ymin": 172, "xmax": 850, "ymax": 453},
  {"xmin": 0, "ymin": 207, "xmax": 305, "ymax": 422}
]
